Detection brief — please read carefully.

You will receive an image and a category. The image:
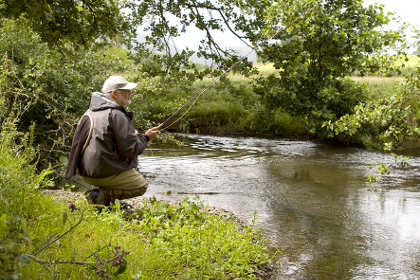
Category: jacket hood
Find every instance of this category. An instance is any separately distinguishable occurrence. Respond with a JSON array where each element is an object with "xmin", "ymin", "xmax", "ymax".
[{"xmin": 89, "ymin": 92, "xmax": 121, "ymax": 111}]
